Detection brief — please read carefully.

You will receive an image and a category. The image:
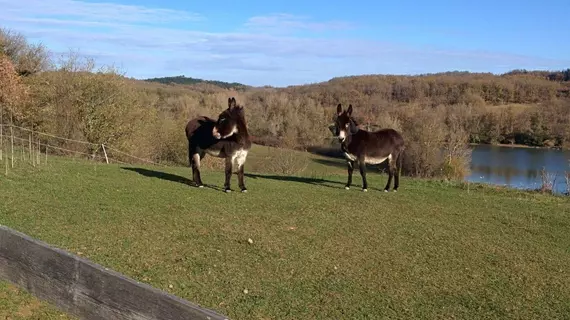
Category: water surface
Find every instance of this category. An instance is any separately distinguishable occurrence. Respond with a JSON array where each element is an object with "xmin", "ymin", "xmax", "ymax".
[{"xmin": 467, "ymin": 145, "xmax": 570, "ymax": 194}]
